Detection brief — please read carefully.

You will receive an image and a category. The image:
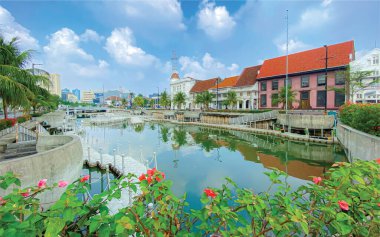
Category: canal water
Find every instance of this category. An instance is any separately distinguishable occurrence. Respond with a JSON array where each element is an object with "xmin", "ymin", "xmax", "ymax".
[{"xmin": 82, "ymin": 122, "xmax": 346, "ymax": 209}]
